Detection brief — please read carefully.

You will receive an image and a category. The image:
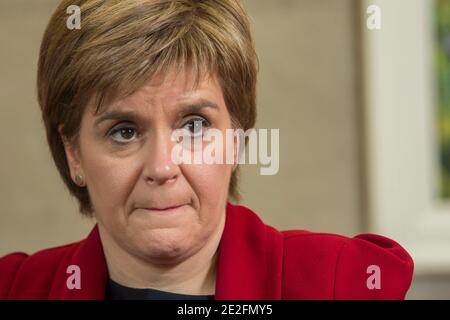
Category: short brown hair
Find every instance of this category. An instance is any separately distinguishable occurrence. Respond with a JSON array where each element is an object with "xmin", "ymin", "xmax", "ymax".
[{"xmin": 37, "ymin": 0, "xmax": 258, "ymax": 216}]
